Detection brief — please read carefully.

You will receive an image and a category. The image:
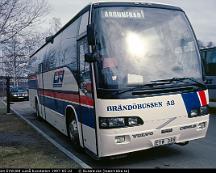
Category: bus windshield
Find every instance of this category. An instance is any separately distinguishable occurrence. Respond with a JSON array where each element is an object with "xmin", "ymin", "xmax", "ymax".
[{"xmin": 93, "ymin": 6, "xmax": 202, "ymax": 89}]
